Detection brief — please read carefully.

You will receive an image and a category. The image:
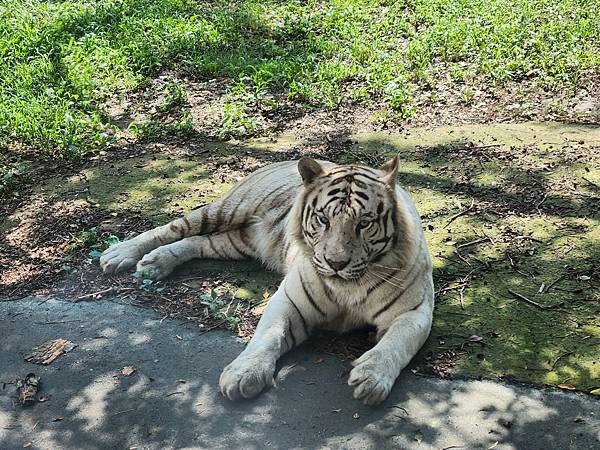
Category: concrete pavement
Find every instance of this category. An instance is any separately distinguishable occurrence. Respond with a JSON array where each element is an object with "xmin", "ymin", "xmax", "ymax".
[{"xmin": 1, "ymin": 297, "xmax": 598, "ymax": 449}]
